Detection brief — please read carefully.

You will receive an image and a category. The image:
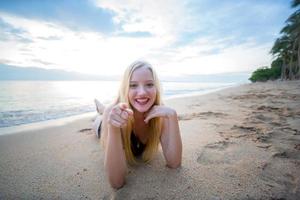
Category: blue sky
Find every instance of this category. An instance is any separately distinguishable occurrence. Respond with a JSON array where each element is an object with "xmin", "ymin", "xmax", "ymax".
[{"xmin": 0, "ymin": 0, "xmax": 294, "ymax": 76}]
